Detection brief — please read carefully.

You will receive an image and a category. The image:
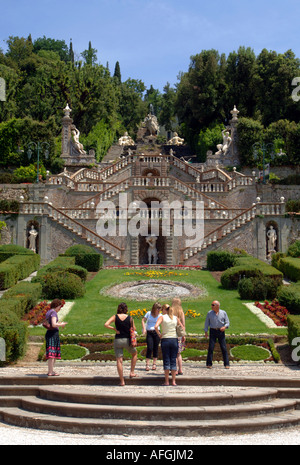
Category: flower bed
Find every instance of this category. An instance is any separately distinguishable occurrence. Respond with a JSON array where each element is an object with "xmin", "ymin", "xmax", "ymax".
[
  {"xmin": 22, "ymin": 299, "xmax": 66, "ymax": 326},
  {"xmin": 129, "ymin": 308, "xmax": 201, "ymax": 319},
  {"xmin": 255, "ymin": 299, "xmax": 289, "ymax": 327},
  {"xmin": 38, "ymin": 336, "xmax": 279, "ymax": 363}
]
